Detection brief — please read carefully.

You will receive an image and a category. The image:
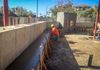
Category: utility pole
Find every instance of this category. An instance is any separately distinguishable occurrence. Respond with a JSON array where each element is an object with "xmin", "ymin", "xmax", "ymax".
[
  {"xmin": 3, "ymin": 0, "xmax": 8, "ymax": 26},
  {"xmin": 37, "ymin": 0, "xmax": 38, "ymax": 21}
]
